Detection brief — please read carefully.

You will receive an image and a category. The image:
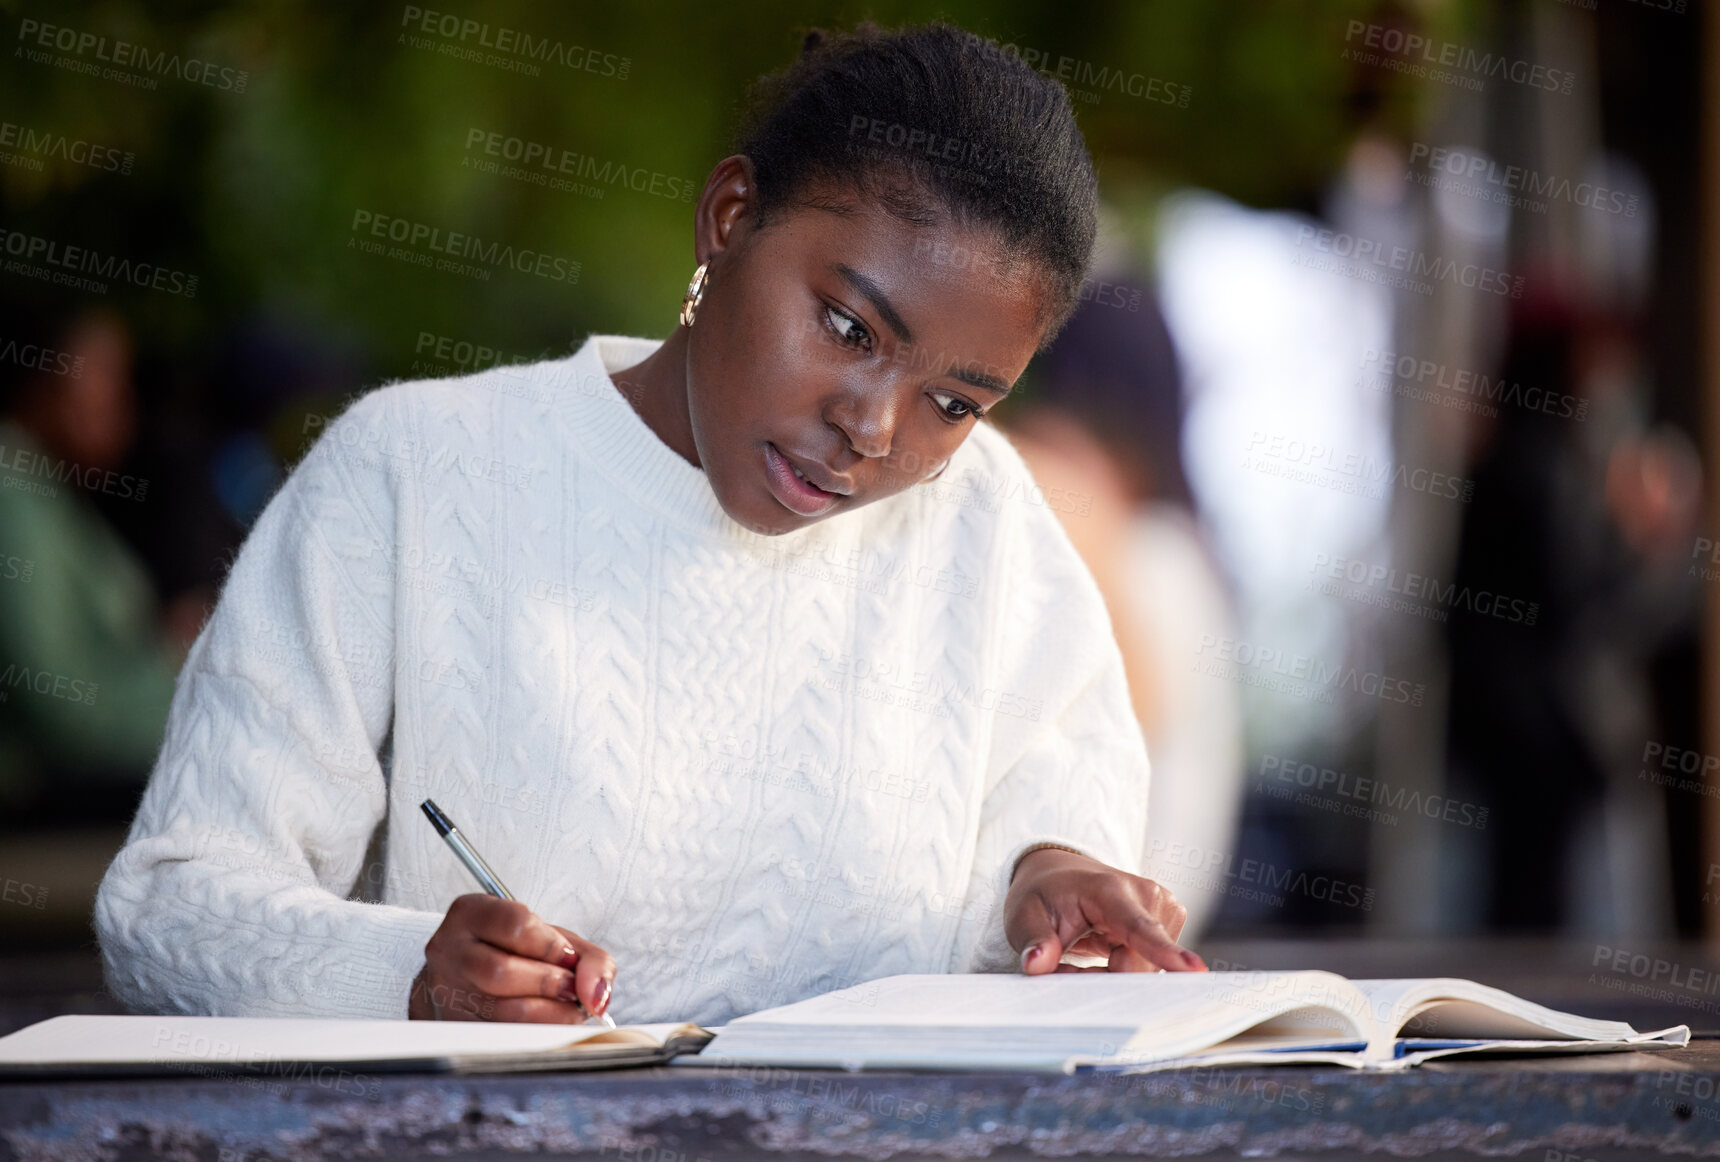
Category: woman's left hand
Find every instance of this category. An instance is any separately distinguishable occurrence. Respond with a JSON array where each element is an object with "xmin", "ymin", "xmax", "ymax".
[{"xmin": 1004, "ymin": 847, "xmax": 1207, "ymax": 974}]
